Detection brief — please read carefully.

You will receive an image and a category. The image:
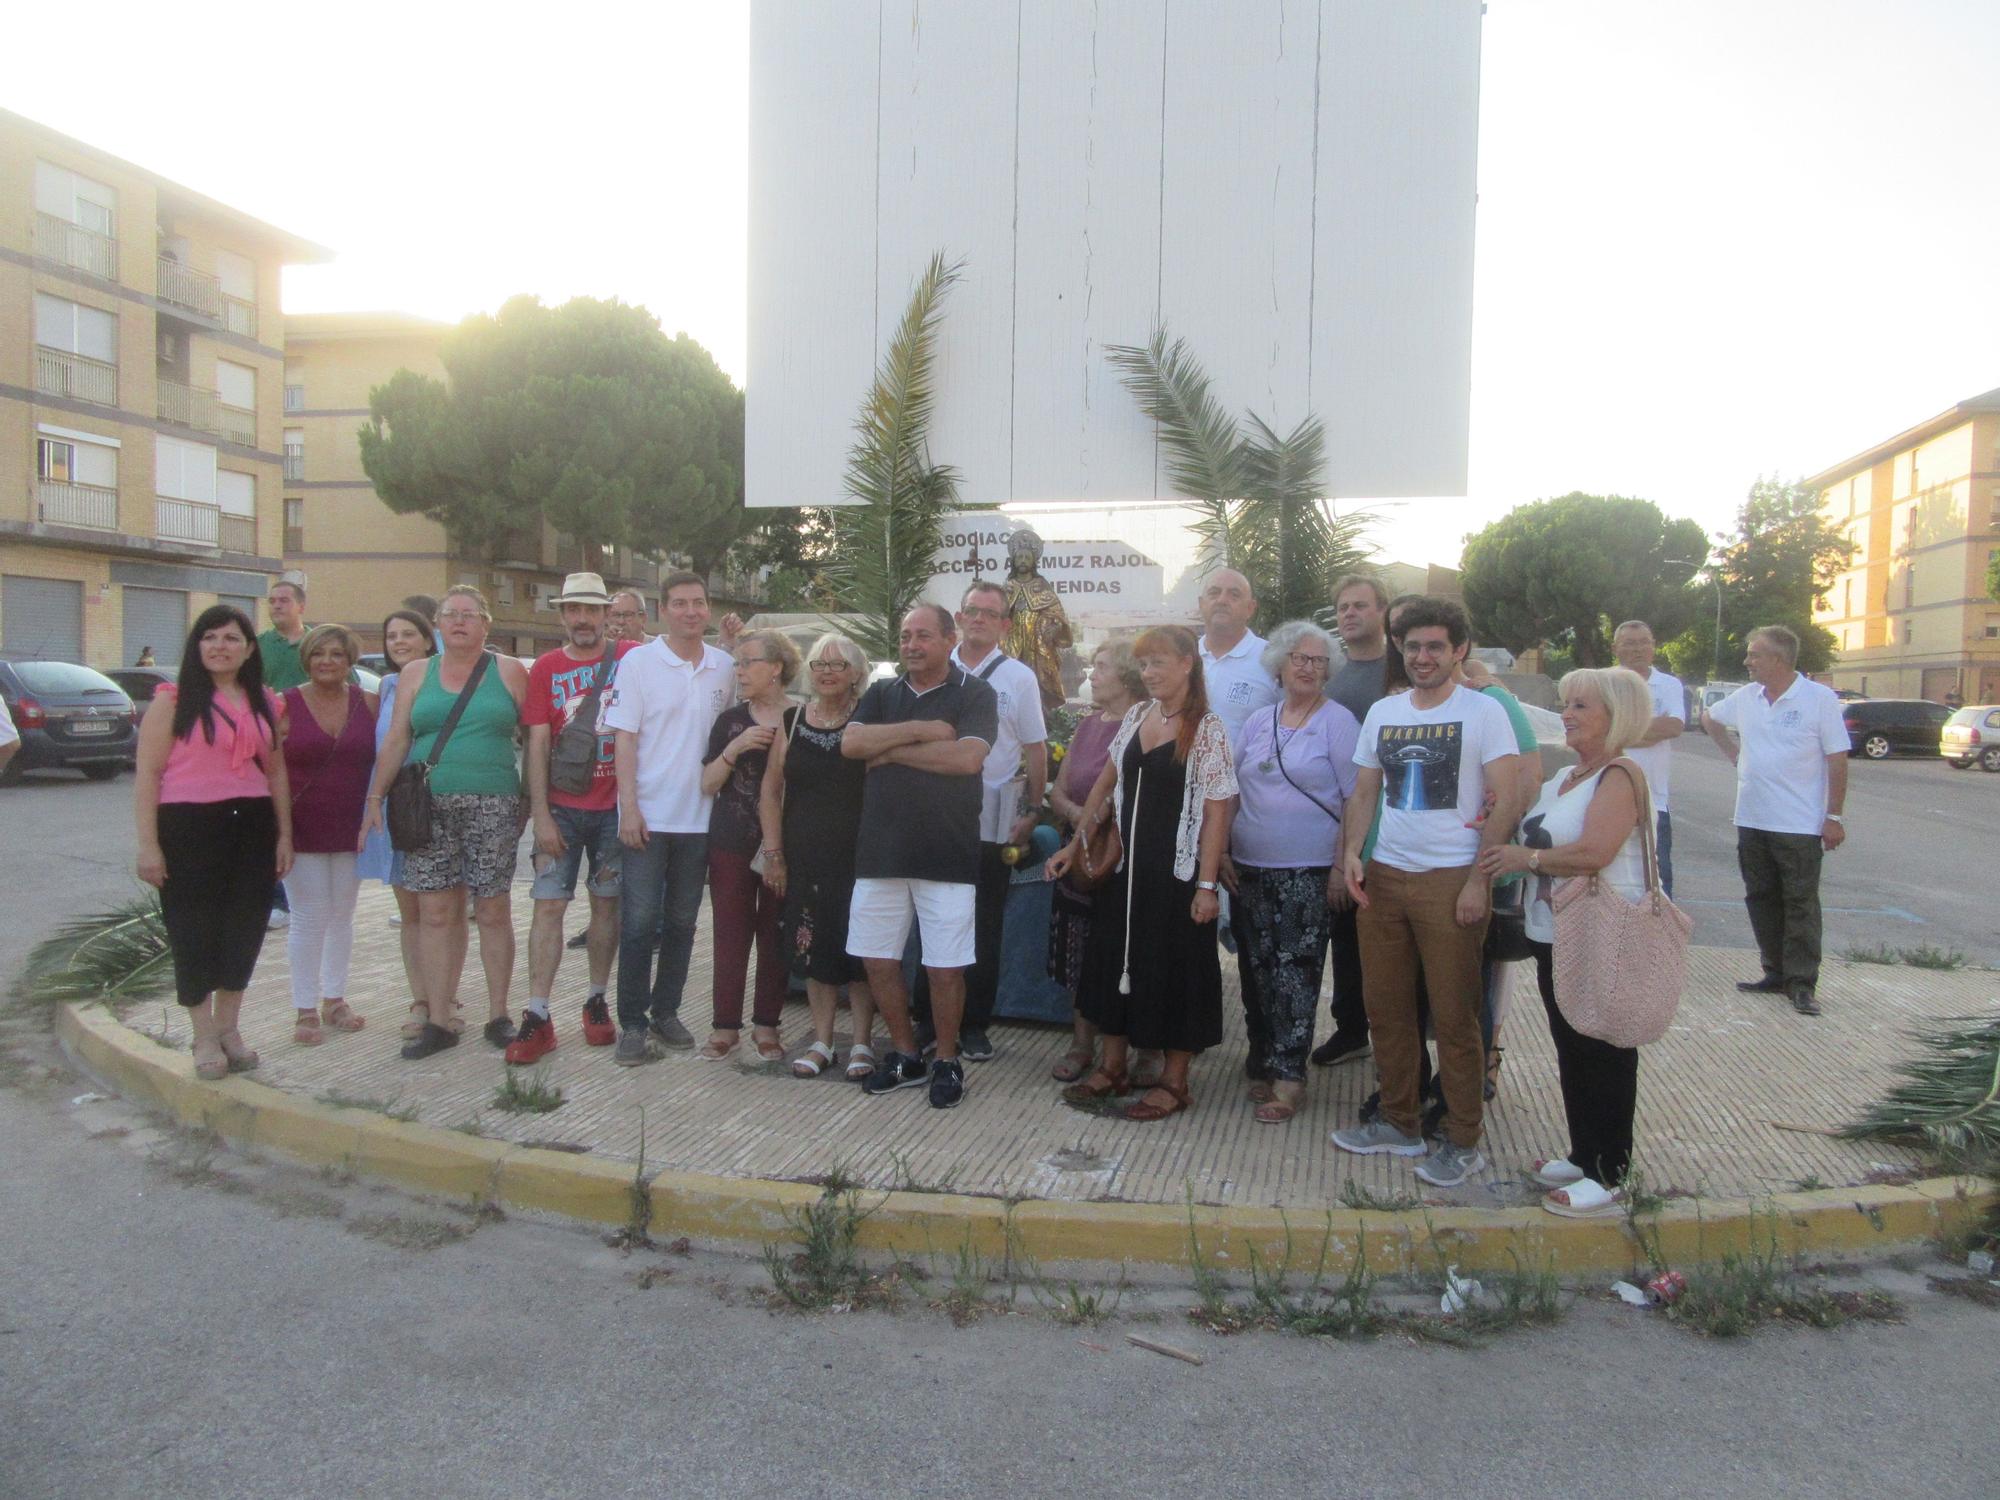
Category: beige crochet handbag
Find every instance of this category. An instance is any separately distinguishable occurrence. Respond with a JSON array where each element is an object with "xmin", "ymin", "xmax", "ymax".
[{"xmin": 1550, "ymin": 759, "xmax": 1692, "ymax": 1048}]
